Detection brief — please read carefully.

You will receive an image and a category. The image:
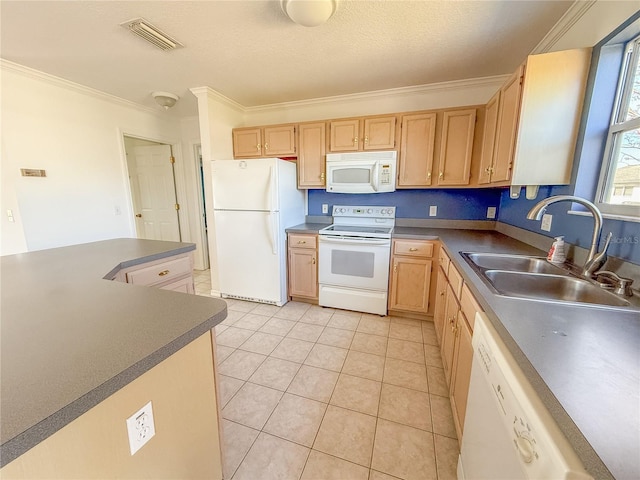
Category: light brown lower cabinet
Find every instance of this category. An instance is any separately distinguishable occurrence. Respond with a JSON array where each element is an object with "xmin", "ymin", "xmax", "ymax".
[
  {"xmin": 114, "ymin": 252, "xmax": 195, "ymax": 294},
  {"xmin": 287, "ymin": 233, "xmax": 318, "ymax": 302},
  {"xmin": 388, "ymin": 239, "xmax": 439, "ymax": 316},
  {"xmin": 433, "ymin": 250, "xmax": 483, "ymax": 444}
]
